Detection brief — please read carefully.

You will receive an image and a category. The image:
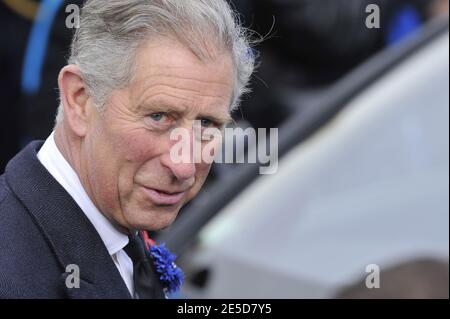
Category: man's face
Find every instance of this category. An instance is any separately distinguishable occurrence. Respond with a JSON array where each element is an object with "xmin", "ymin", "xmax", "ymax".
[{"xmin": 80, "ymin": 37, "xmax": 234, "ymax": 231}]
